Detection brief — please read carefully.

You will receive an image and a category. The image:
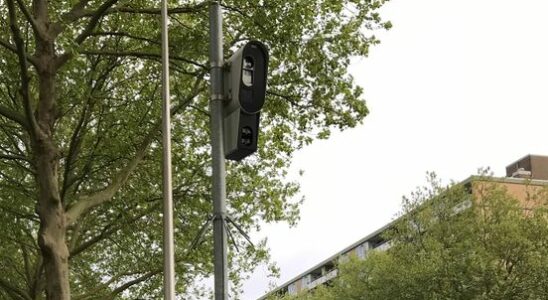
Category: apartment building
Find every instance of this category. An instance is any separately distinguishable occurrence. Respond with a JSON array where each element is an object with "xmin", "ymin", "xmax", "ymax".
[{"xmin": 258, "ymin": 154, "xmax": 548, "ymax": 299}]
